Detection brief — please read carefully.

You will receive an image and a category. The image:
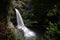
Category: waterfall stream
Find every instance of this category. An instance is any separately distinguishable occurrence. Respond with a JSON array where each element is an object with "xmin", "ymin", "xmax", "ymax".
[{"xmin": 15, "ymin": 8, "xmax": 36, "ymax": 38}]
